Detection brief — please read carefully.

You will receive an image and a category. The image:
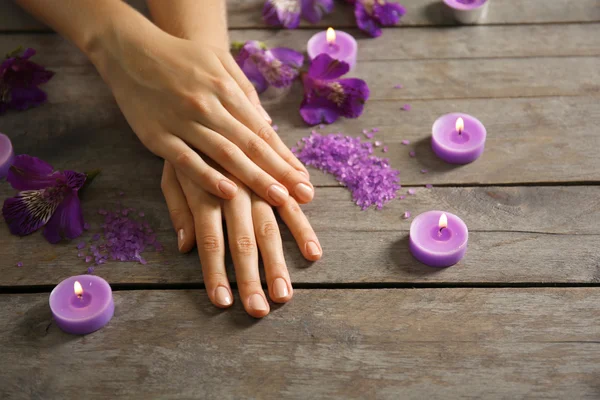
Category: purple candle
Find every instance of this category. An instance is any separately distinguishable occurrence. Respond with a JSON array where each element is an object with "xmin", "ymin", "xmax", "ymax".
[
  {"xmin": 307, "ymin": 28, "xmax": 357, "ymax": 71},
  {"xmin": 0, "ymin": 133, "xmax": 14, "ymax": 179},
  {"xmin": 49, "ymin": 275, "xmax": 114, "ymax": 335},
  {"xmin": 409, "ymin": 211, "xmax": 468, "ymax": 268},
  {"xmin": 431, "ymin": 113, "xmax": 486, "ymax": 164},
  {"xmin": 443, "ymin": 0, "xmax": 489, "ymax": 24}
]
